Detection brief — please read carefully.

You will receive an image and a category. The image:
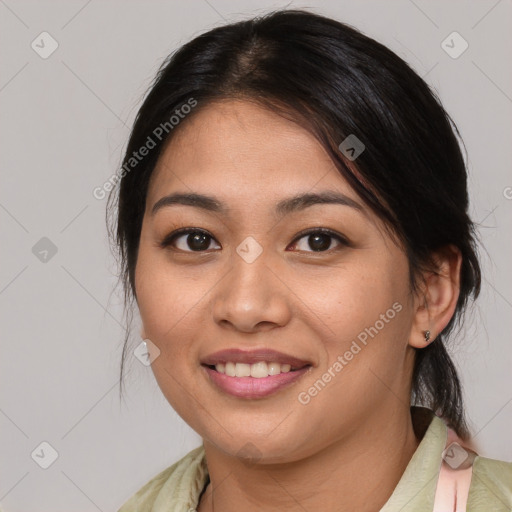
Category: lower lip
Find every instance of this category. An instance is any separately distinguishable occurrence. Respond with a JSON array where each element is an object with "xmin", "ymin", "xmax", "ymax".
[{"xmin": 202, "ymin": 365, "xmax": 311, "ymax": 399}]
